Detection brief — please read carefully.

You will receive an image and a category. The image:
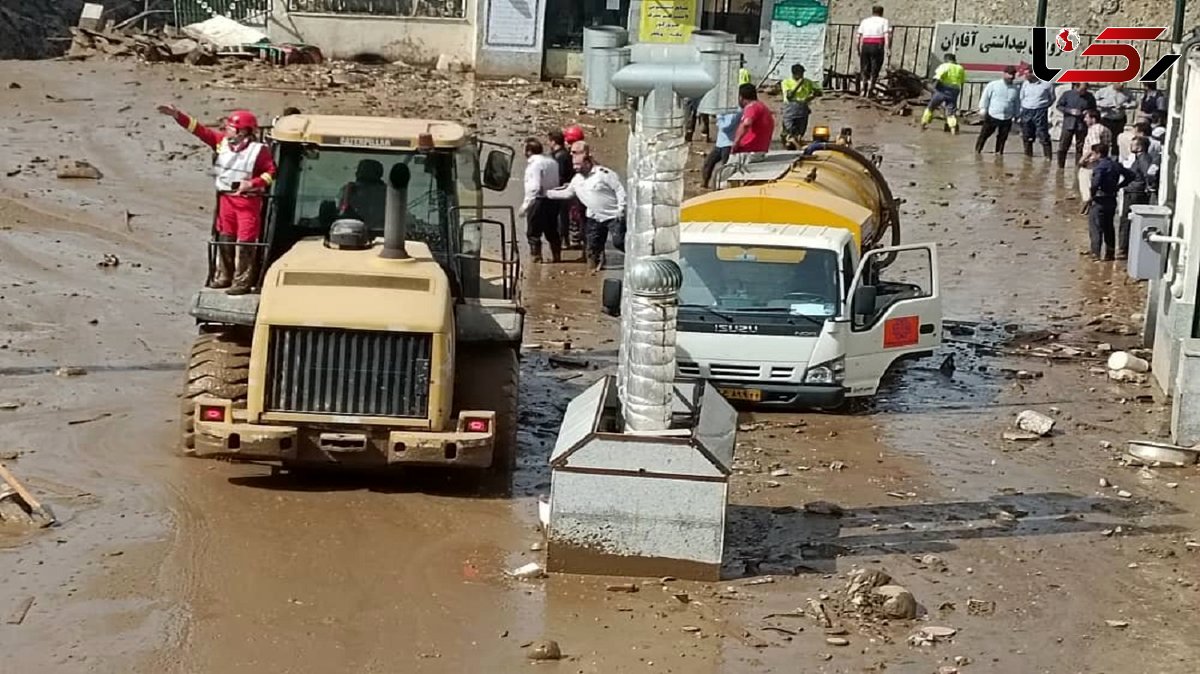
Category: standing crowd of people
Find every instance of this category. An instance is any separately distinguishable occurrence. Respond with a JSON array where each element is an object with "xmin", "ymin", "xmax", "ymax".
[
  {"xmin": 921, "ymin": 59, "xmax": 1168, "ymax": 263},
  {"xmin": 520, "ymin": 125, "xmax": 628, "ymax": 273}
]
